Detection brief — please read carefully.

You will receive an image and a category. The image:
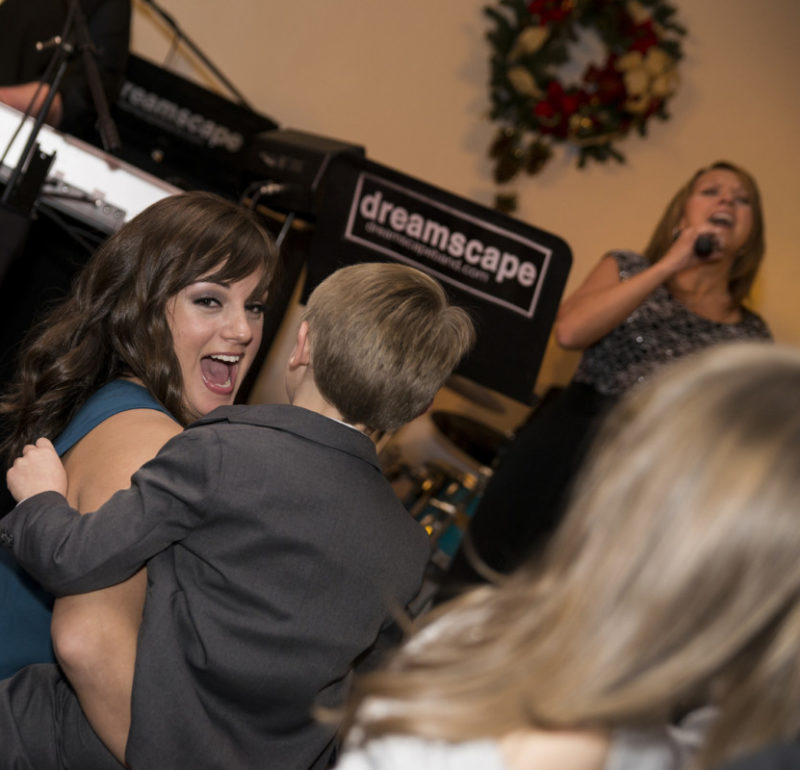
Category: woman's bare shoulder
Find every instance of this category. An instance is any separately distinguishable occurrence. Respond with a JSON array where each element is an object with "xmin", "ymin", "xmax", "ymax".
[{"xmin": 63, "ymin": 409, "xmax": 182, "ymax": 512}]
